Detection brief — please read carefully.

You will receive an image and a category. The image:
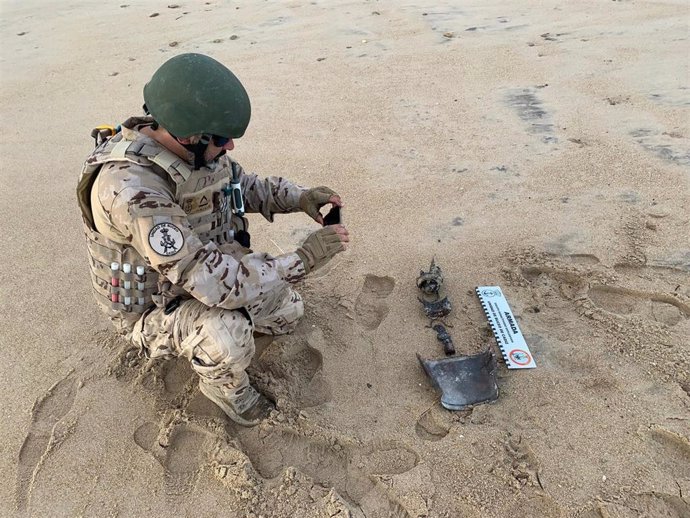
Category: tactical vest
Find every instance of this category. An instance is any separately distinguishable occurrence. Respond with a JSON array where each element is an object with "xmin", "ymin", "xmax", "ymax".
[{"xmin": 77, "ymin": 129, "xmax": 247, "ymax": 332}]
